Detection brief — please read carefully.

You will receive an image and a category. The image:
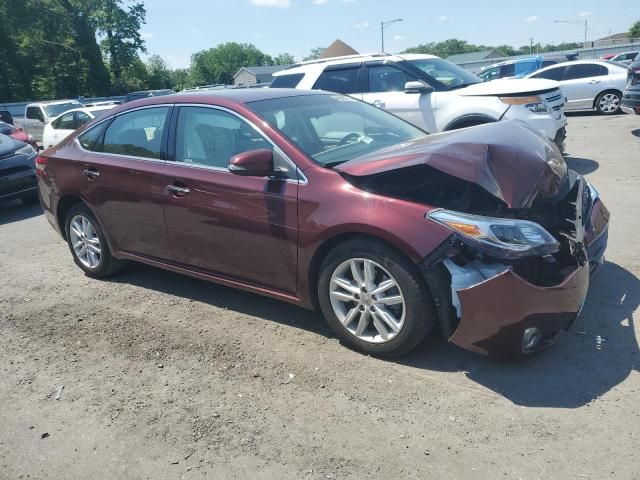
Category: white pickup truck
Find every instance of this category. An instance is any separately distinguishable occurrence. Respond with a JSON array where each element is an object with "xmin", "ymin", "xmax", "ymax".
[{"xmin": 14, "ymin": 99, "xmax": 83, "ymax": 146}]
